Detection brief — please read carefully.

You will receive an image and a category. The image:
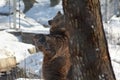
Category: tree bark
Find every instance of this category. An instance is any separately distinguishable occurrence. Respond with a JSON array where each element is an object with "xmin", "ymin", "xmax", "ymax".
[{"xmin": 62, "ymin": 0, "xmax": 116, "ymax": 80}]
